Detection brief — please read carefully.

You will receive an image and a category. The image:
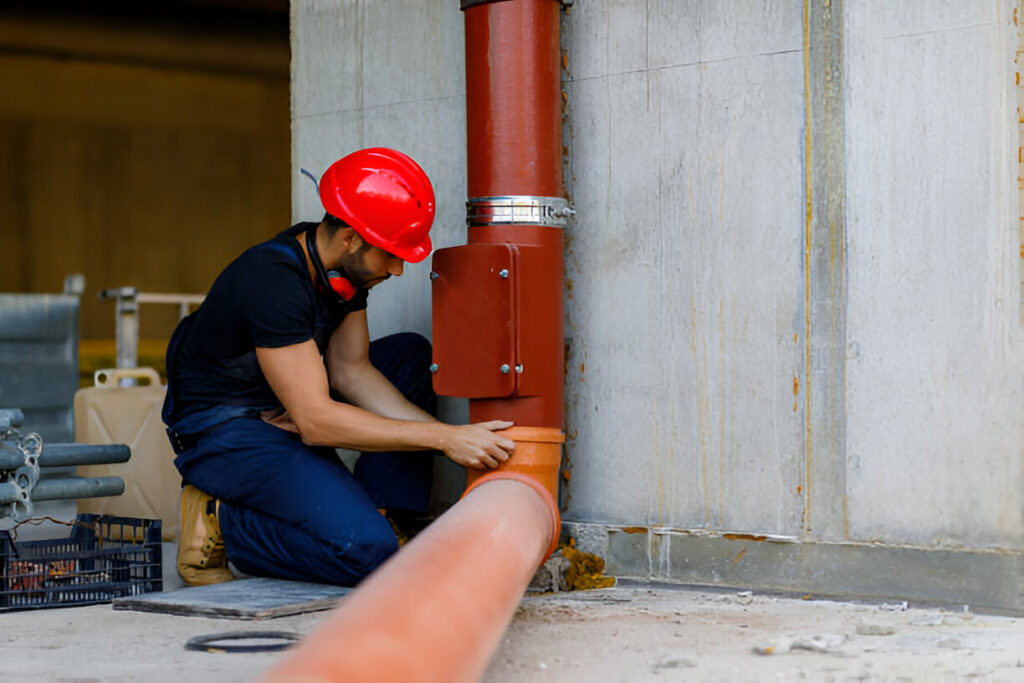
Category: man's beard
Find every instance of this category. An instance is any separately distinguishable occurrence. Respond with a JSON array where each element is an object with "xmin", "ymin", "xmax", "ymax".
[{"xmin": 338, "ymin": 245, "xmax": 390, "ymax": 290}]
